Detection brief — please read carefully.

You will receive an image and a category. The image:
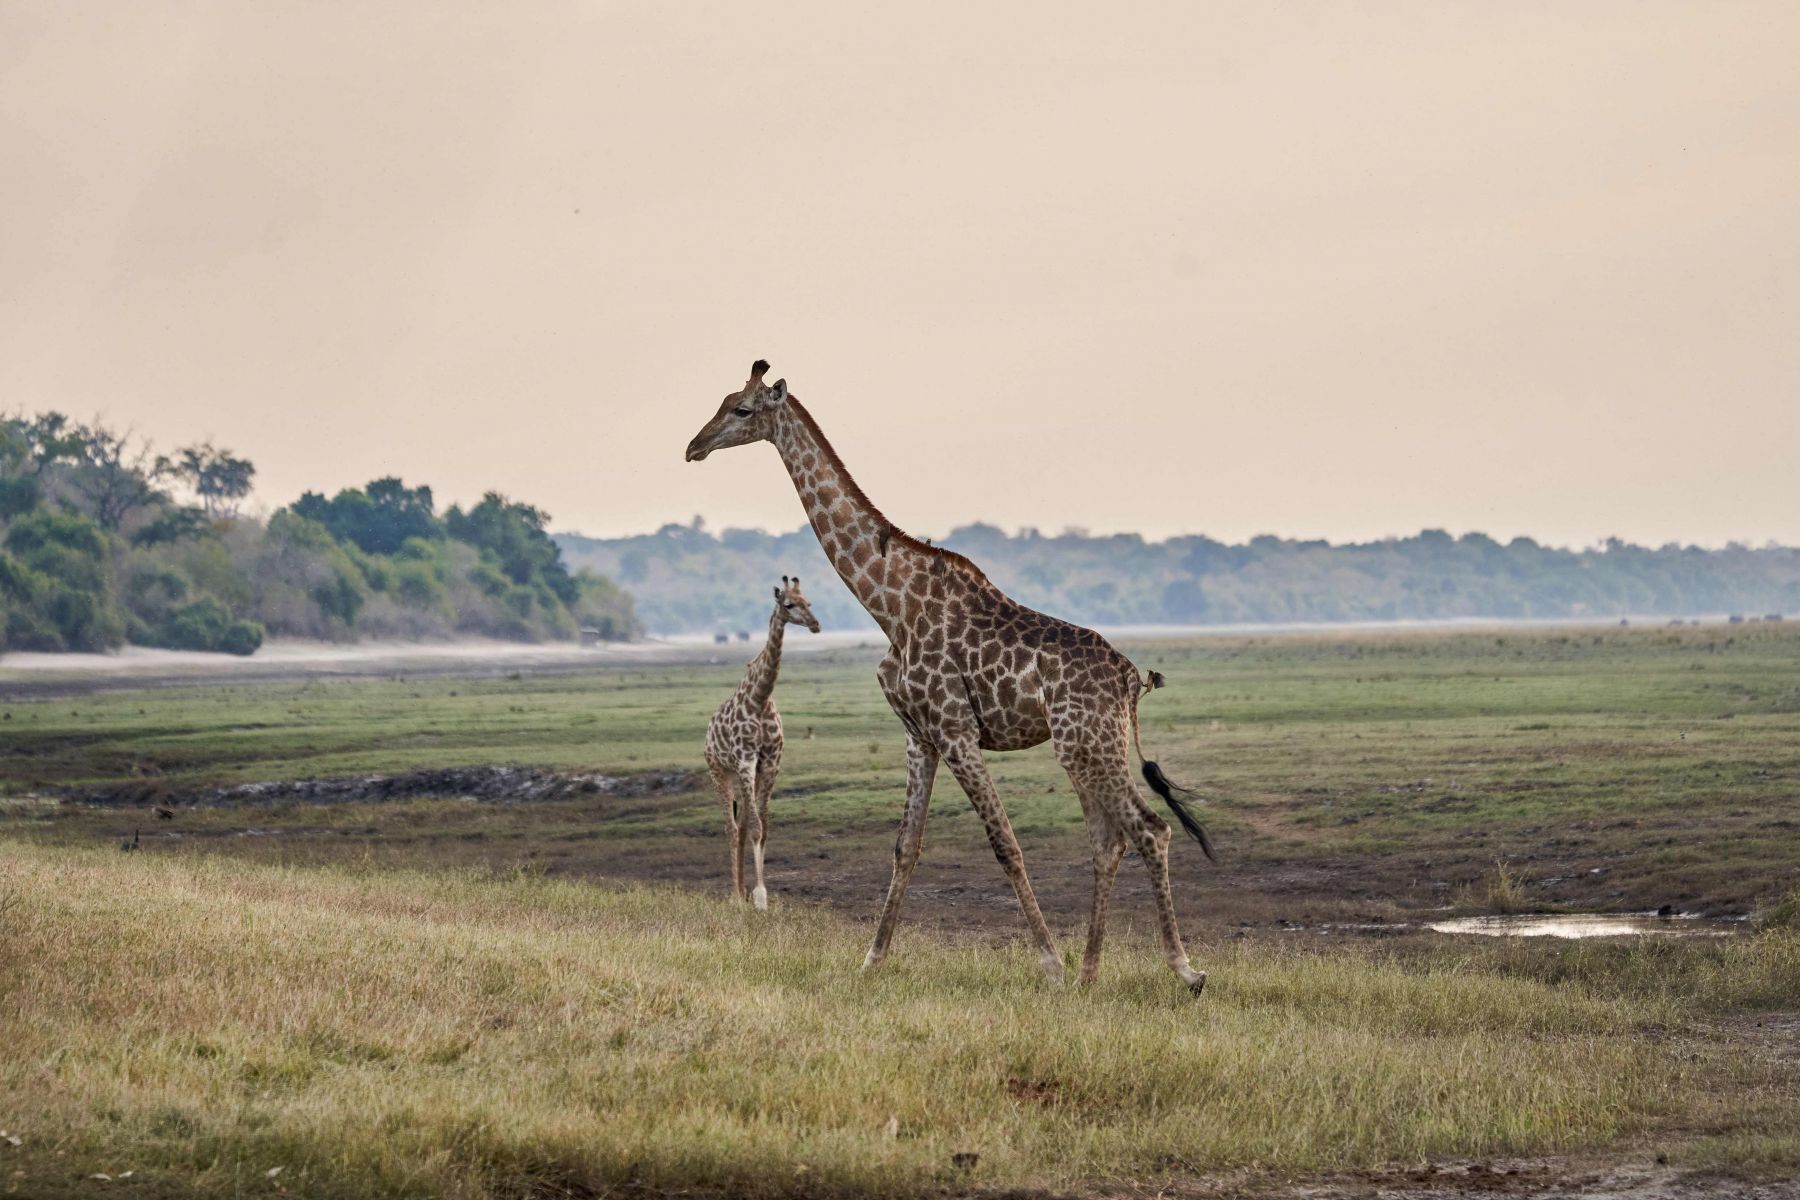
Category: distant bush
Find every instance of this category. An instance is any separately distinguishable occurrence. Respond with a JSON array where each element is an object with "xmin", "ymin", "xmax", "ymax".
[{"xmin": 146, "ymin": 597, "xmax": 263, "ymax": 656}]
